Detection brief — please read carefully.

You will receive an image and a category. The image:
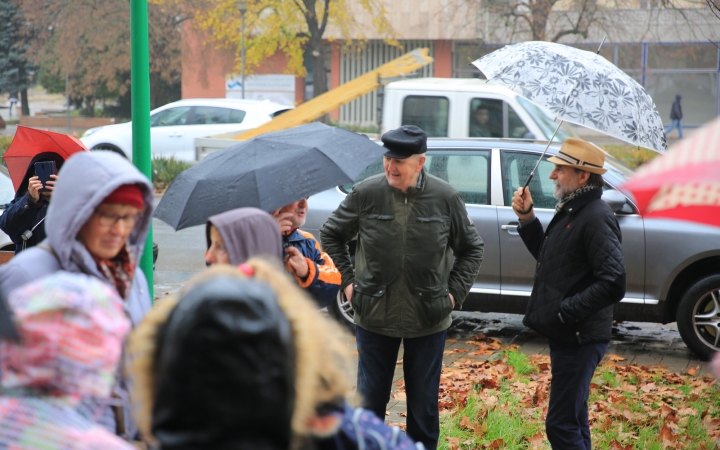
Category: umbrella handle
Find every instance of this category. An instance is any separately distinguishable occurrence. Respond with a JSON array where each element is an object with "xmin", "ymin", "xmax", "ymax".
[{"xmin": 523, "ymin": 172, "xmax": 534, "ymax": 191}]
